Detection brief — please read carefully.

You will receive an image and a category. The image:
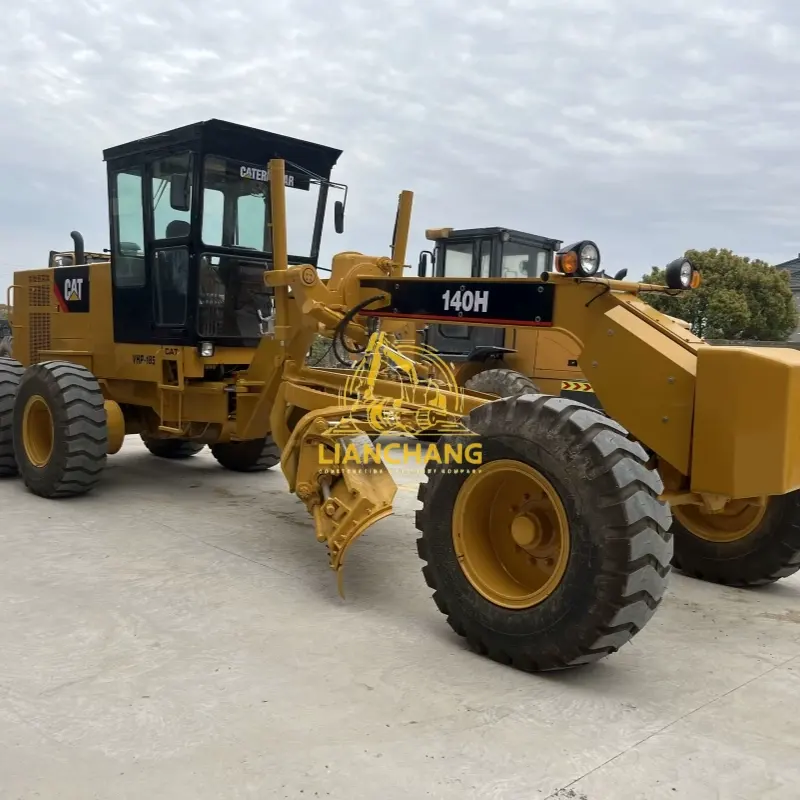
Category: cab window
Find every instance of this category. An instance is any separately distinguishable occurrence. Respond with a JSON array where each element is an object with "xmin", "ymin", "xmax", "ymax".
[
  {"xmin": 441, "ymin": 242, "xmax": 473, "ymax": 277},
  {"xmin": 501, "ymin": 242, "xmax": 548, "ymax": 278}
]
